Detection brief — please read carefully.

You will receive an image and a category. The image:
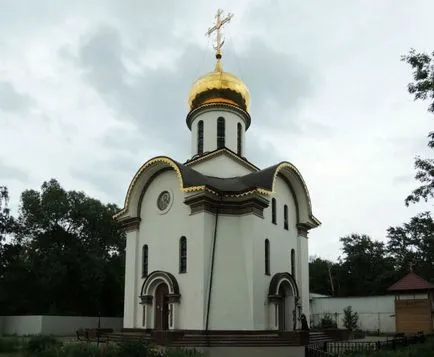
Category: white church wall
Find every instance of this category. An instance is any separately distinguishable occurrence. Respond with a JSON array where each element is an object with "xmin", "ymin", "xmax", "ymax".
[
  {"xmin": 137, "ymin": 171, "xmax": 205, "ymax": 330},
  {"xmin": 310, "ymin": 295, "xmax": 396, "ymax": 333},
  {"xmin": 206, "ymin": 214, "xmax": 254, "ymax": 330},
  {"xmin": 123, "ymin": 229, "xmax": 139, "ymax": 328},
  {"xmin": 189, "ymin": 152, "xmax": 254, "ymax": 177},
  {"xmin": 252, "ymin": 177, "xmax": 300, "ymax": 329},
  {"xmin": 190, "ymin": 108, "xmax": 246, "ymax": 156}
]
